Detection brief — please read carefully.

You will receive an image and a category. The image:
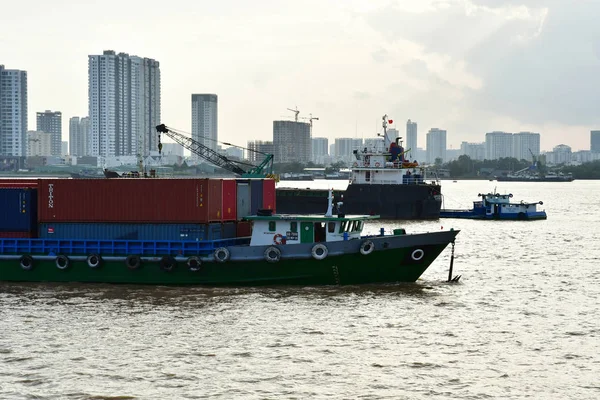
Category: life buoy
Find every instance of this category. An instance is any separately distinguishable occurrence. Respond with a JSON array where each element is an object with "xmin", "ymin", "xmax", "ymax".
[
  {"xmin": 214, "ymin": 247, "xmax": 230, "ymax": 263},
  {"xmin": 311, "ymin": 243, "xmax": 328, "ymax": 260},
  {"xmin": 264, "ymin": 246, "xmax": 281, "ymax": 263},
  {"xmin": 352, "ymin": 162, "xmax": 358, "ymax": 167},
  {"xmin": 160, "ymin": 255, "xmax": 177, "ymax": 272},
  {"xmin": 375, "ymin": 162, "xmax": 381, "ymax": 168},
  {"xmin": 87, "ymin": 254, "xmax": 102, "ymax": 268},
  {"xmin": 56, "ymin": 255, "xmax": 70, "ymax": 270},
  {"xmin": 187, "ymin": 256, "xmax": 202, "ymax": 271},
  {"xmin": 273, "ymin": 233, "xmax": 284, "ymax": 245},
  {"xmin": 20, "ymin": 255, "xmax": 34, "ymax": 271},
  {"xmin": 360, "ymin": 240, "xmax": 374, "ymax": 255},
  {"xmin": 411, "ymin": 249, "xmax": 424, "ymax": 261},
  {"xmin": 126, "ymin": 255, "xmax": 141, "ymax": 270}
]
